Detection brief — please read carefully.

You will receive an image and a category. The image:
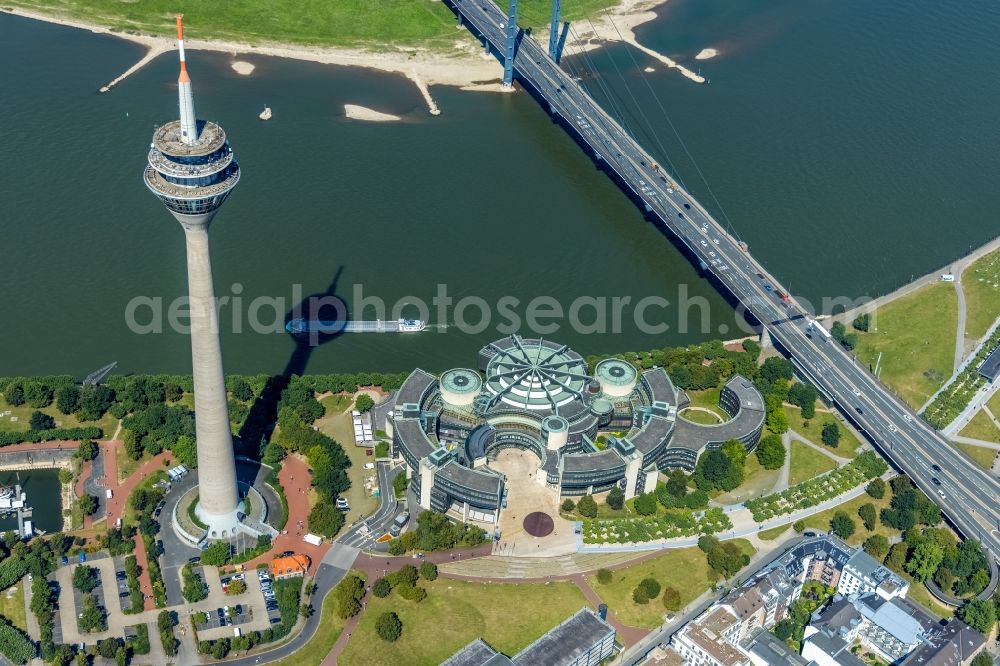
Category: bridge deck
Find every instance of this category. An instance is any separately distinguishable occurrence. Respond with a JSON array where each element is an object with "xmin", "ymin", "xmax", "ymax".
[{"xmin": 447, "ymin": 0, "xmax": 1000, "ymax": 561}]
